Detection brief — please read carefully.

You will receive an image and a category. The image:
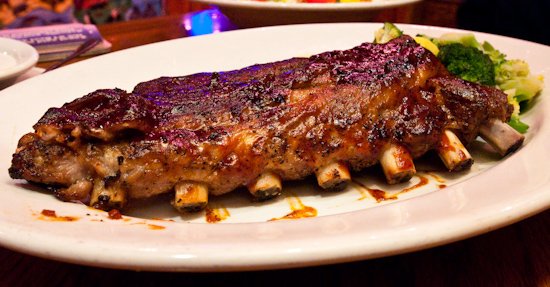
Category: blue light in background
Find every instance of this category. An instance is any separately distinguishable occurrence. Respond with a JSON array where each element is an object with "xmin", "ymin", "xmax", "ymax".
[{"xmin": 183, "ymin": 9, "xmax": 238, "ymax": 36}]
